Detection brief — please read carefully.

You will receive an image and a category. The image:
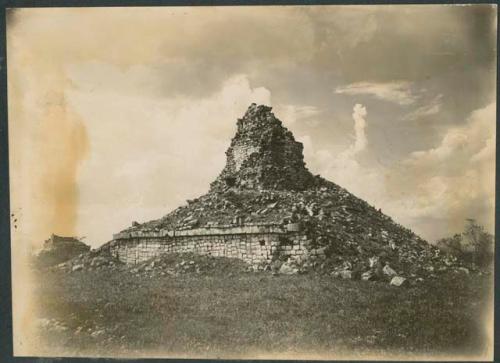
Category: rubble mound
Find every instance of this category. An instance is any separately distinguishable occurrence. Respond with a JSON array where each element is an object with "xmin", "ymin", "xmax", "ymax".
[
  {"xmin": 54, "ymin": 250, "xmax": 123, "ymax": 272},
  {"xmin": 35, "ymin": 234, "xmax": 91, "ymax": 268},
  {"xmin": 116, "ymin": 103, "xmax": 458, "ymax": 281},
  {"xmin": 128, "ymin": 252, "xmax": 249, "ymax": 277}
]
